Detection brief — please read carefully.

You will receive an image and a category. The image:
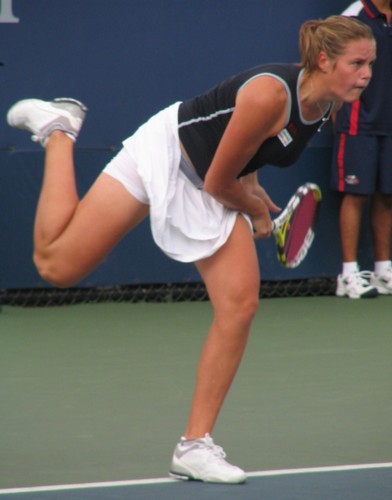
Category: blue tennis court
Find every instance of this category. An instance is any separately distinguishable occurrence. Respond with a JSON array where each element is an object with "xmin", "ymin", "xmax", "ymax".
[{"xmin": 1, "ymin": 465, "xmax": 392, "ymax": 499}]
